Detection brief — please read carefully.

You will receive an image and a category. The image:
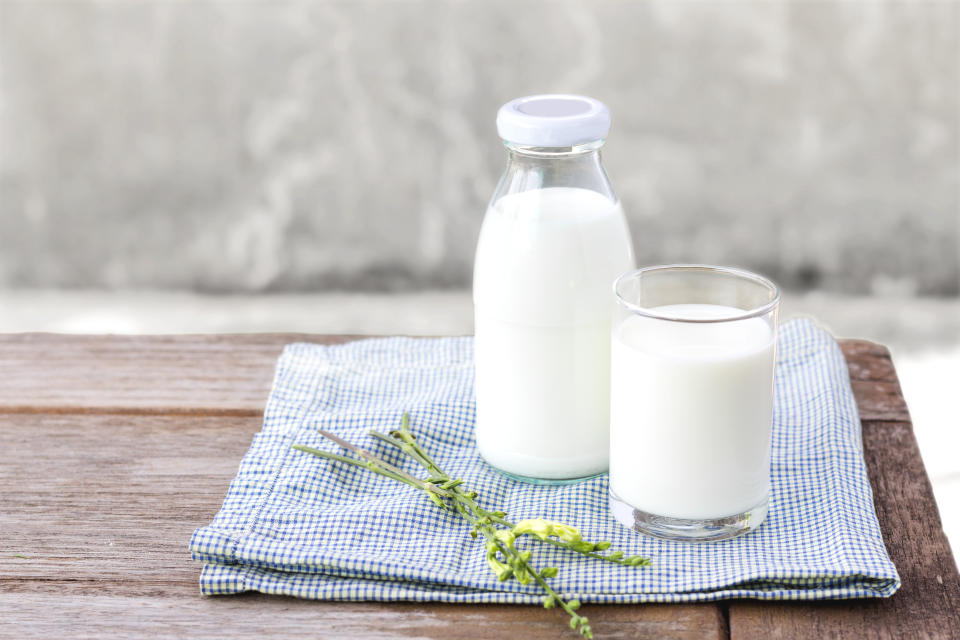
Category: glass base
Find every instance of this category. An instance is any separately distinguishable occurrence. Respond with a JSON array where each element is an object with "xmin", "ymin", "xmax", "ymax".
[
  {"xmin": 609, "ymin": 491, "xmax": 769, "ymax": 542},
  {"xmin": 485, "ymin": 462, "xmax": 603, "ymax": 486}
]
